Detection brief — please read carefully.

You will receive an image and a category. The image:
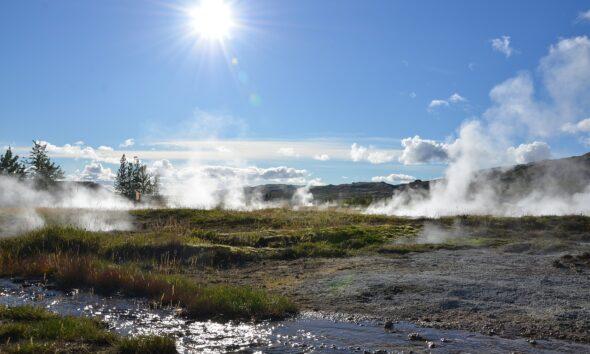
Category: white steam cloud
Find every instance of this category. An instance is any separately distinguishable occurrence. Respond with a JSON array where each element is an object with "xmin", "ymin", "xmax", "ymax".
[
  {"xmin": 150, "ymin": 160, "xmax": 314, "ymax": 210},
  {"xmin": 0, "ymin": 157, "xmax": 319, "ymax": 235},
  {"xmin": 0, "ymin": 176, "xmax": 135, "ymax": 236},
  {"xmin": 368, "ymin": 36, "xmax": 590, "ymax": 217}
]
